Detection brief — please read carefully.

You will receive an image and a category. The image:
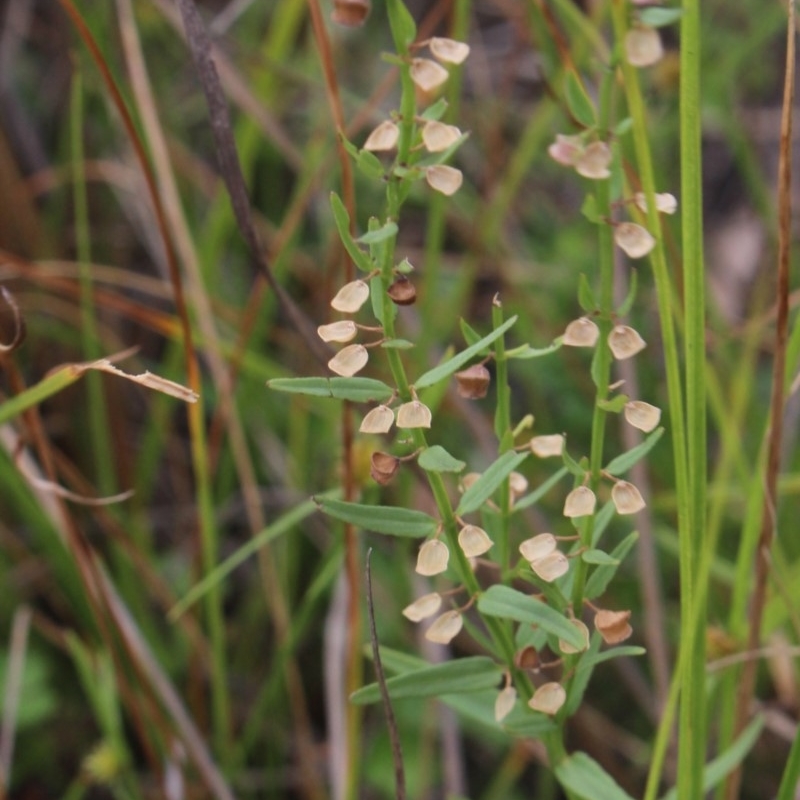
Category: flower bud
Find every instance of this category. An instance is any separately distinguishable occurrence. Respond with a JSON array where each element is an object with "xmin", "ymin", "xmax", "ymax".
[
  {"xmin": 563, "ymin": 486, "xmax": 596, "ymax": 518},
  {"xmin": 548, "ymin": 133, "xmax": 584, "ymax": 166},
  {"xmin": 410, "ymin": 58, "xmax": 449, "ymax": 93},
  {"xmin": 416, "ymin": 539, "xmax": 449, "ymax": 576},
  {"xmin": 425, "ymin": 165, "xmax": 463, "ymax": 196},
  {"xmin": 454, "ymin": 363, "xmax": 491, "ymax": 399},
  {"xmin": 623, "ymin": 400, "xmax": 661, "ymax": 432},
  {"xmin": 387, "ymin": 276, "xmax": 417, "ymax": 305},
  {"xmin": 575, "ymin": 141, "xmax": 612, "ymax": 180},
  {"xmin": 429, "ymin": 37, "xmax": 470, "ymax": 64},
  {"xmin": 608, "ymin": 325, "xmax": 646, "ymax": 360},
  {"xmin": 422, "ymin": 120, "xmax": 462, "ymax": 152},
  {"xmin": 402, "ymin": 592, "xmax": 442, "ymax": 622},
  {"xmin": 458, "ymin": 524, "xmax": 493, "ymax": 557},
  {"xmin": 396, "ymin": 400, "xmax": 432, "ymax": 428},
  {"xmin": 370, "ymin": 452, "xmax": 400, "ymax": 485},
  {"xmin": 530, "ymin": 434, "xmax": 564, "ymax": 458},
  {"xmin": 519, "ymin": 533, "xmax": 557, "ymax": 562},
  {"xmin": 317, "ymin": 320, "xmax": 358, "ymax": 343},
  {"xmin": 528, "ymin": 682, "xmax": 566, "ymax": 715},
  {"xmin": 594, "ymin": 609, "xmax": 633, "ymax": 644},
  {"xmin": 360, "ymin": 405, "xmax": 395, "ymax": 434},
  {"xmin": 331, "ymin": 280, "xmax": 370, "ymax": 313},
  {"xmin": 625, "ymin": 25, "xmax": 664, "ymax": 68},
  {"xmin": 563, "ymin": 317, "xmax": 600, "ymax": 347},
  {"xmin": 363, "ymin": 120, "xmax": 399, "ymax": 151},
  {"xmin": 611, "ymin": 480, "xmax": 646, "ymax": 514},
  {"xmin": 494, "ymin": 686, "xmax": 517, "ymax": 722},
  {"xmin": 531, "ymin": 552, "xmax": 569, "ymax": 582},
  {"xmin": 634, "ymin": 191, "xmax": 677, "ymax": 215},
  {"xmin": 331, "ymin": 0, "xmax": 370, "ymax": 26},
  {"xmin": 558, "ymin": 619, "xmax": 590, "ymax": 655},
  {"xmin": 328, "ymin": 344, "xmax": 368, "ymax": 377},
  {"xmin": 425, "ymin": 610, "xmax": 463, "ymax": 644},
  {"xmin": 614, "ymin": 222, "xmax": 656, "ymax": 258}
]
